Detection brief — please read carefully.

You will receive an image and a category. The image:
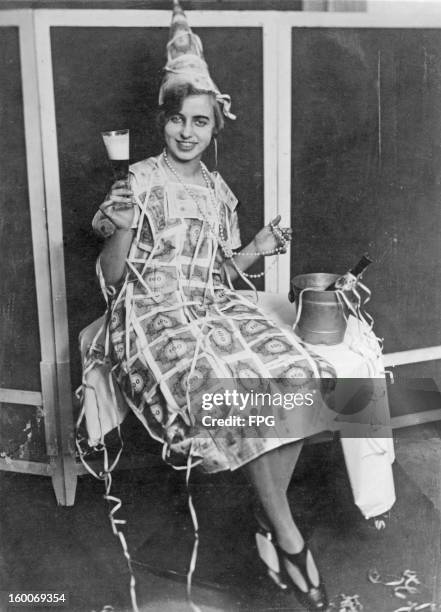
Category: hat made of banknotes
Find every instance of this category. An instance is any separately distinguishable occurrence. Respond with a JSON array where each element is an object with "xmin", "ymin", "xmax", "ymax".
[{"xmin": 158, "ymin": 0, "xmax": 236, "ymax": 120}]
